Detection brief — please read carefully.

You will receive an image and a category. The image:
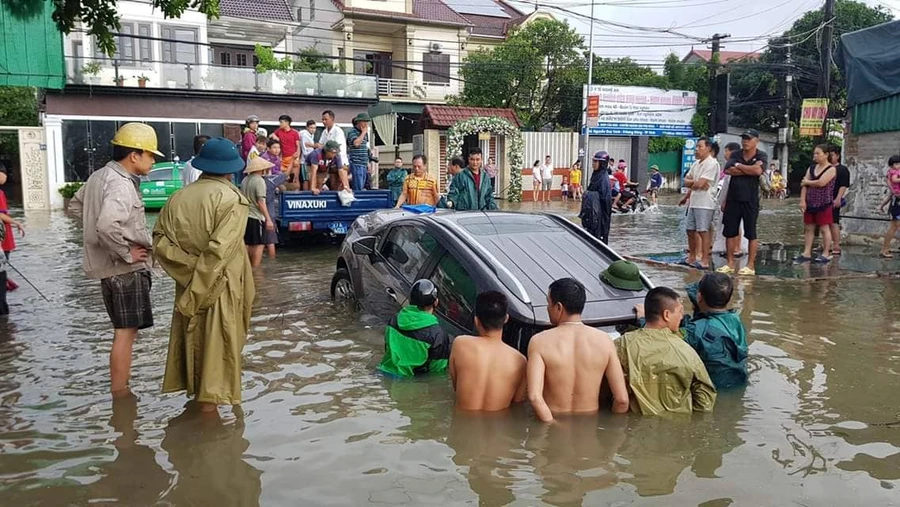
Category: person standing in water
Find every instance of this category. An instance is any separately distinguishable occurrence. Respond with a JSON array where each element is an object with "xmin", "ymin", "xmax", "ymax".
[
  {"xmin": 152, "ymin": 138, "xmax": 256, "ymax": 413},
  {"xmin": 527, "ymin": 278, "xmax": 629, "ymax": 422},
  {"xmin": 450, "ymin": 291, "xmax": 527, "ymax": 412},
  {"xmin": 70, "ymin": 123, "xmax": 159, "ymax": 397},
  {"xmin": 796, "ymin": 144, "xmax": 836, "ymax": 264},
  {"xmin": 579, "ymin": 151, "xmax": 613, "ymax": 243}
]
